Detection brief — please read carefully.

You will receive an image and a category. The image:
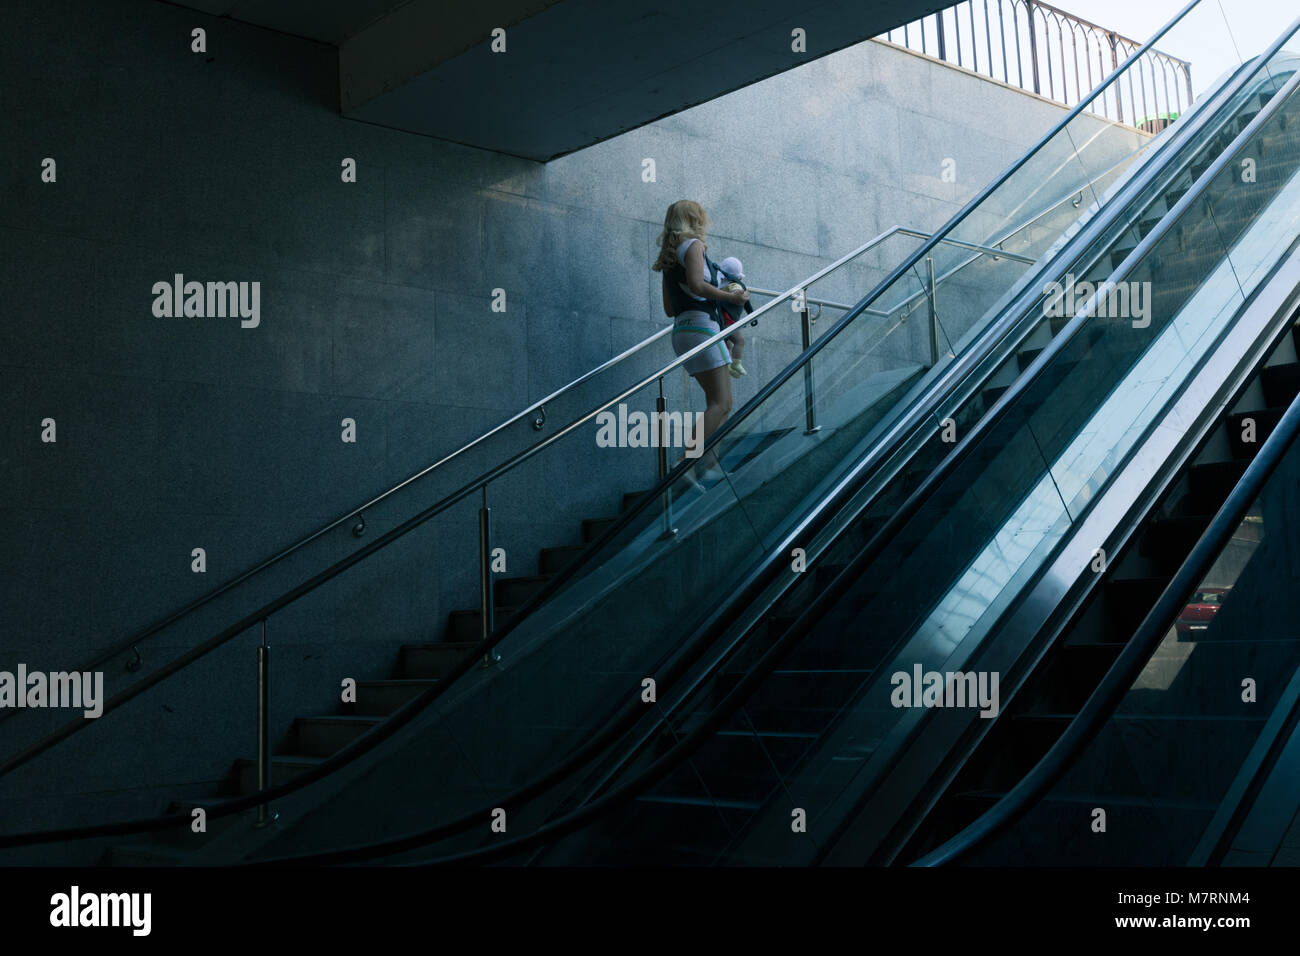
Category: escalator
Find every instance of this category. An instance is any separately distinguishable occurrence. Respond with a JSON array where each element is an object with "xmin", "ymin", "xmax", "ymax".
[
  {"xmin": 899, "ymin": 323, "xmax": 1300, "ymax": 866},
  {"xmin": 481, "ymin": 38, "xmax": 1300, "ymax": 867},
  {"xmin": 910, "ymin": 380, "xmax": 1300, "ymax": 867}
]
